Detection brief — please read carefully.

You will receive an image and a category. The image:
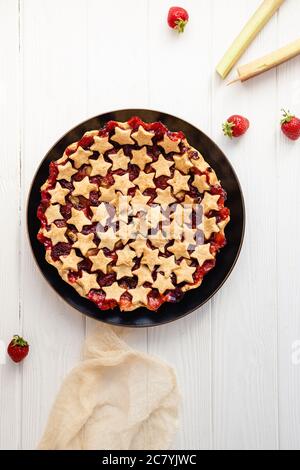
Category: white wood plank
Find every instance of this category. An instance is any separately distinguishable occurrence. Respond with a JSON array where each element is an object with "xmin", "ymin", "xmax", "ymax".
[
  {"xmin": 86, "ymin": 0, "xmax": 150, "ymax": 116},
  {"xmin": 0, "ymin": 0, "xmax": 21, "ymax": 450},
  {"xmin": 84, "ymin": 0, "xmax": 149, "ymax": 351},
  {"xmin": 20, "ymin": 0, "xmax": 87, "ymax": 449},
  {"xmin": 211, "ymin": 0, "xmax": 278, "ymax": 450},
  {"xmin": 147, "ymin": 0, "xmax": 213, "ymax": 450},
  {"xmin": 276, "ymin": 0, "xmax": 300, "ymax": 451}
]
